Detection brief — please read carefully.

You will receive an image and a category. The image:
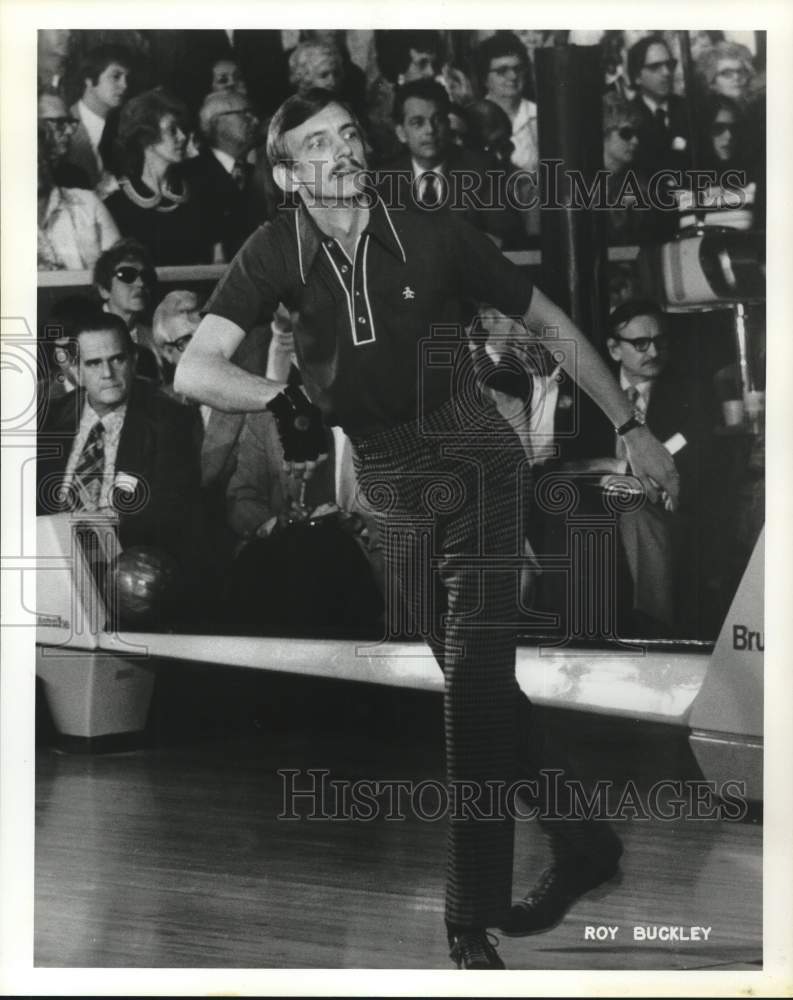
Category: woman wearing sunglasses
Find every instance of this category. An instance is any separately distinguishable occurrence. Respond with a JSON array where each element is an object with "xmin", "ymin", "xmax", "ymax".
[
  {"xmin": 92, "ymin": 237, "xmax": 160, "ymax": 381},
  {"xmin": 105, "ymin": 89, "xmax": 206, "ymax": 266},
  {"xmin": 696, "ymin": 95, "xmax": 747, "ymax": 173},
  {"xmin": 601, "ymin": 93, "xmax": 658, "ymax": 244}
]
